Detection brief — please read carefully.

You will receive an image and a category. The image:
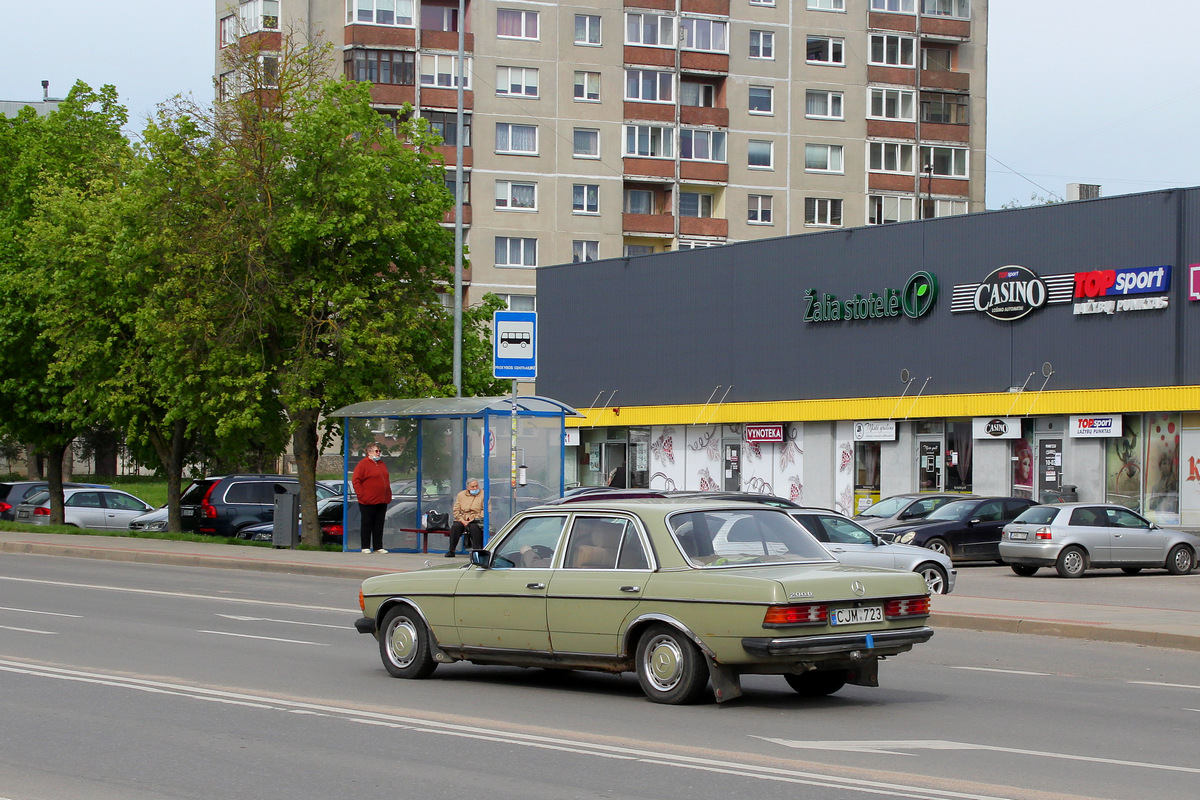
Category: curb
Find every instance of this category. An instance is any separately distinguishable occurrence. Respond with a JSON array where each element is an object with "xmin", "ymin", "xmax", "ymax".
[{"xmin": 929, "ymin": 611, "xmax": 1200, "ymax": 652}]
